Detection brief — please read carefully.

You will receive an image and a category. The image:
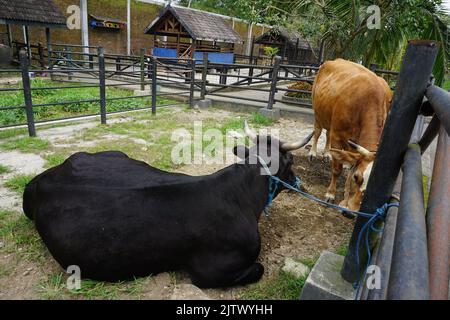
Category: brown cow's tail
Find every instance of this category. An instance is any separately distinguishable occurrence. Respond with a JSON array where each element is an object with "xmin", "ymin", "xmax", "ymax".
[{"xmin": 23, "ymin": 179, "xmax": 37, "ymax": 220}]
